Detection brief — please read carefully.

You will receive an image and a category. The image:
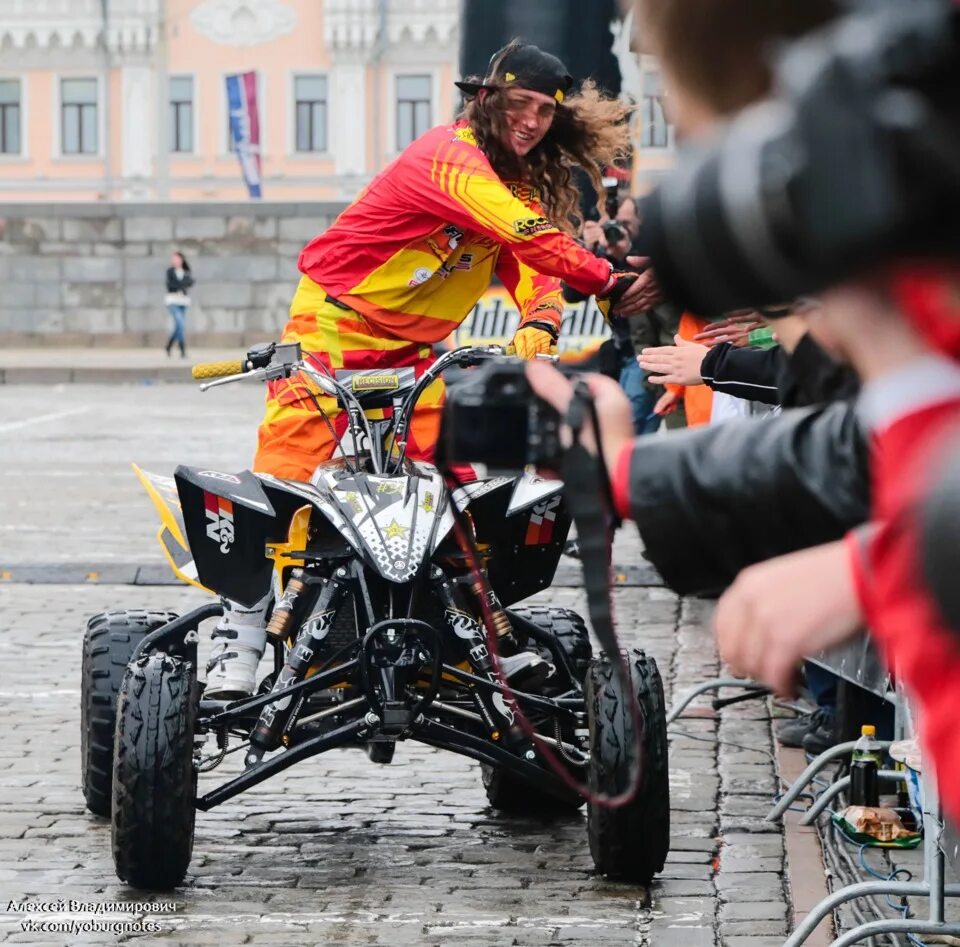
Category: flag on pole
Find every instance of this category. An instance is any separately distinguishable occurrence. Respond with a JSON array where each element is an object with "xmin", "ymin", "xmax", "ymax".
[{"xmin": 226, "ymin": 72, "xmax": 263, "ymax": 199}]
